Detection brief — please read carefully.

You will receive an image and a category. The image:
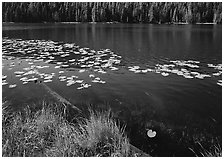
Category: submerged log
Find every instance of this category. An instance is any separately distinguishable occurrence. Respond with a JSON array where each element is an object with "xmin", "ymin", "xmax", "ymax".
[
  {"xmin": 39, "ymin": 82, "xmax": 81, "ymax": 114},
  {"xmin": 39, "ymin": 83, "xmax": 149, "ymax": 156},
  {"xmin": 130, "ymin": 144, "xmax": 150, "ymax": 157}
]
